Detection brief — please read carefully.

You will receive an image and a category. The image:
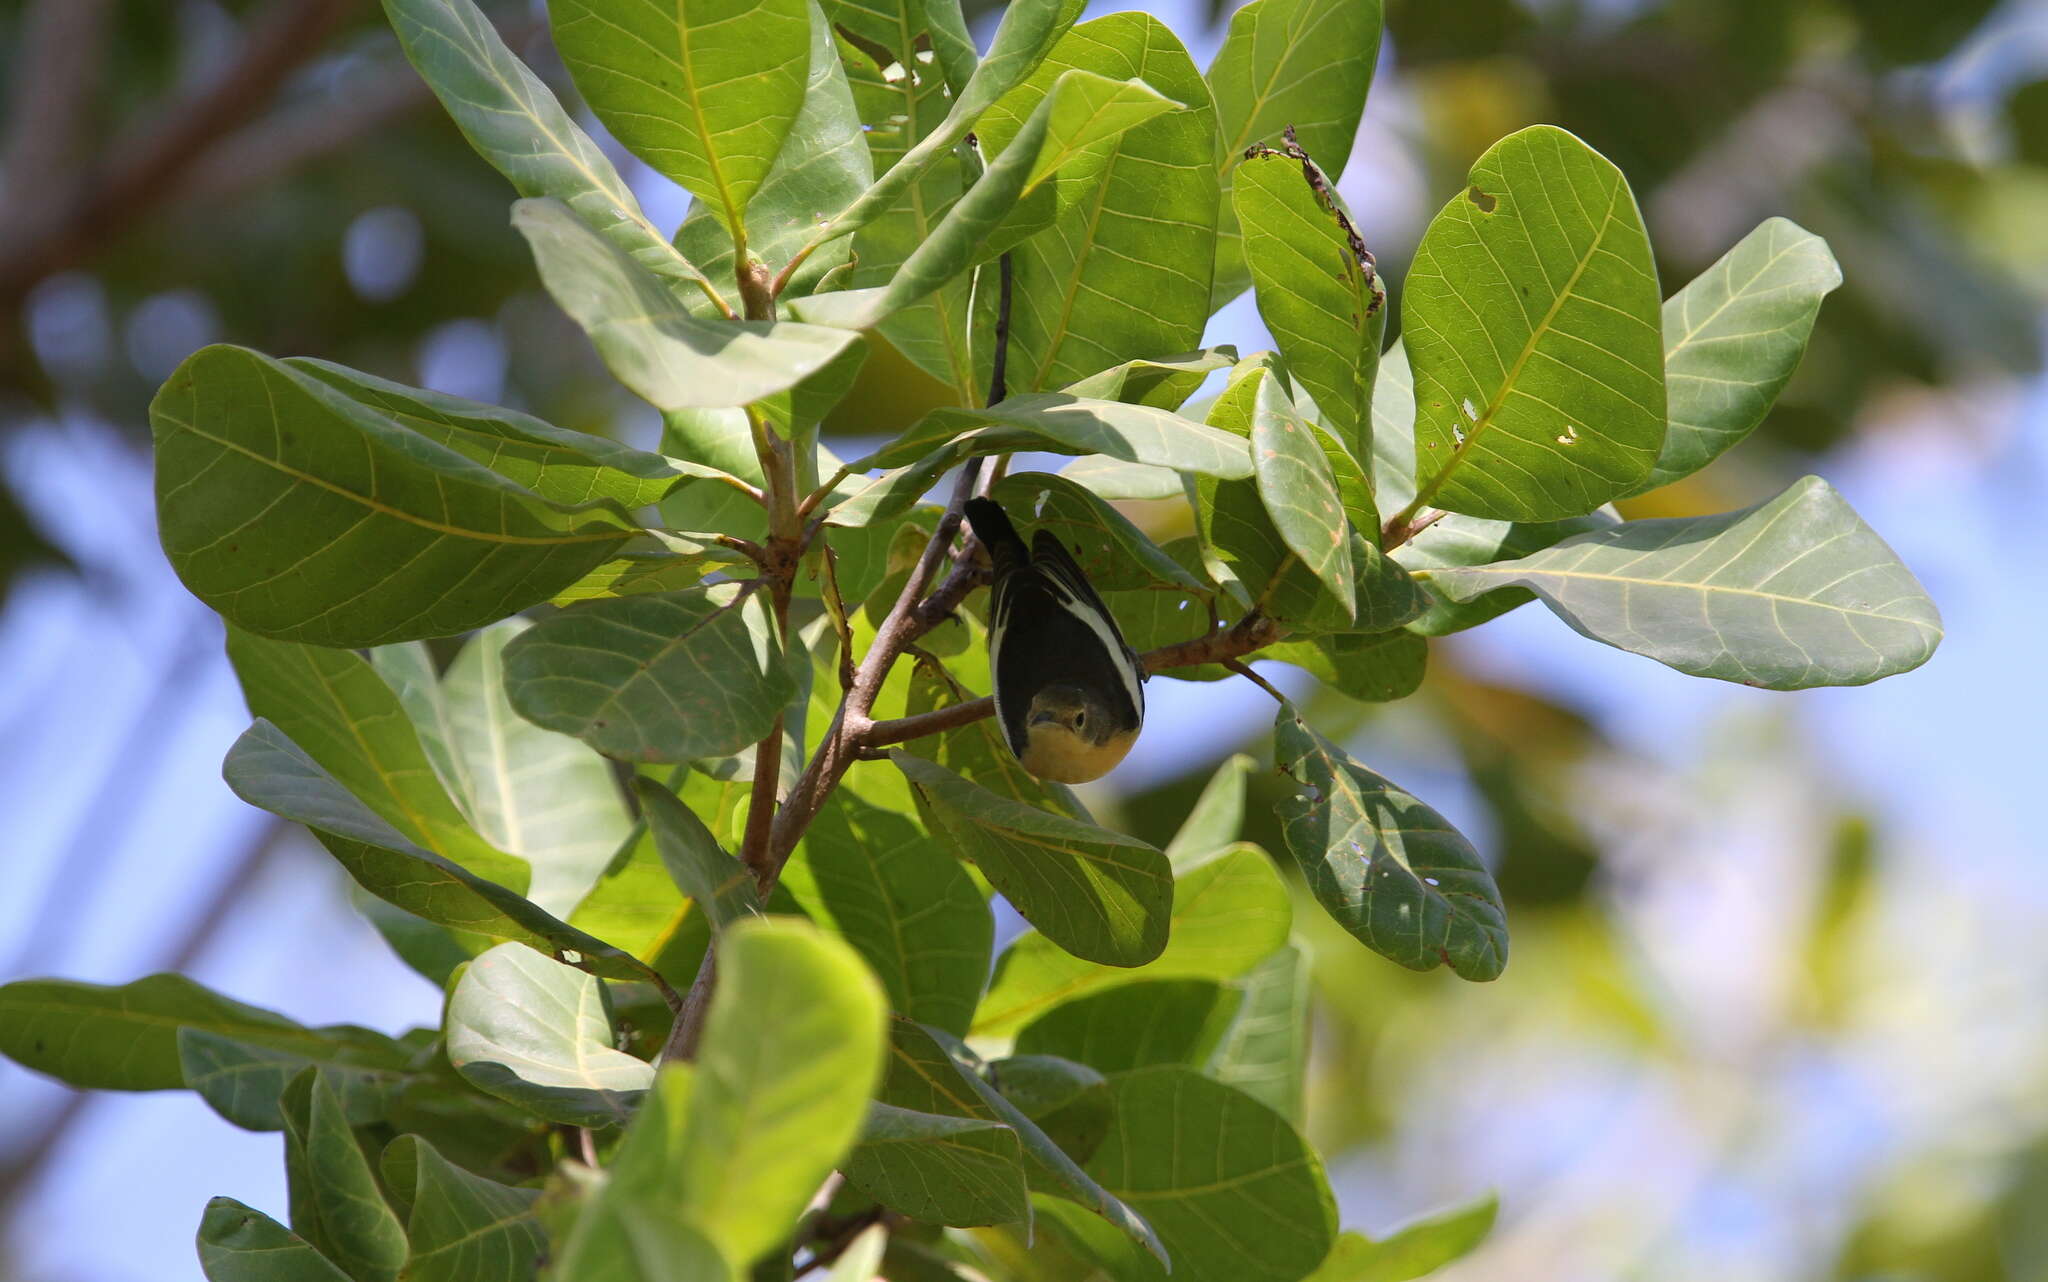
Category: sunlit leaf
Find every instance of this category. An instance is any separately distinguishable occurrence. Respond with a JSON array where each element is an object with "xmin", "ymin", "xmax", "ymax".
[
  {"xmin": 1419, "ymin": 476, "xmax": 1942, "ymax": 688},
  {"xmin": 1273, "ymin": 710, "xmax": 1507, "ymax": 981},
  {"xmin": 1636, "ymin": 217, "xmax": 1841, "ymax": 494},
  {"xmin": 893, "ymin": 753, "xmax": 1172, "ymax": 968},
  {"xmin": 380, "ymin": 0, "xmax": 721, "ymax": 301},
  {"xmin": 847, "ymin": 393, "xmax": 1254, "ymax": 477},
  {"xmin": 152, "ymin": 345, "xmax": 637, "ymax": 647},
  {"xmin": 551, "ymin": 0, "xmax": 810, "ymax": 233},
  {"xmin": 1392, "ymin": 508, "xmax": 1619, "ymax": 635},
  {"xmin": 991, "ymin": 471, "xmax": 1208, "ymax": 593},
  {"xmin": 513, "ymin": 198, "xmax": 861, "ymax": 411},
  {"xmin": 445, "ymin": 943, "xmax": 654, "ymax": 1128},
  {"xmin": 1264, "ymin": 630, "xmax": 1427, "ymax": 703},
  {"xmin": 1404, "ymin": 126, "xmax": 1666, "ymax": 521},
  {"xmin": 1305, "ymin": 1196, "xmax": 1498, "ymax": 1282},
  {"xmin": 975, "ymin": 845, "xmax": 1290, "ymax": 1035},
  {"xmin": 634, "ymin": 780, "xmax": 762, "ymax": 932},
  {"xmin": 1207, "ymin": 0, "xmax": 1383, "ymax": 304},
  {"xmin": 1206, "ymin": 941, "xmax": 1310, "ymax": 1123},
  {"xmin": 1062, "ymin": 347, "xmax": 1239, "ymax": 411},
  {"xmin": 501, "ymin": 582, "xmax": 796, "ymax": 763},
  {"xmin": 223, "ymin": 721, "xmax": 649, "ymax": 980}
]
